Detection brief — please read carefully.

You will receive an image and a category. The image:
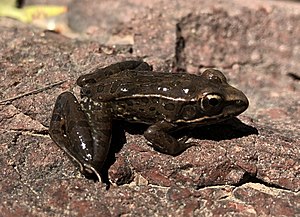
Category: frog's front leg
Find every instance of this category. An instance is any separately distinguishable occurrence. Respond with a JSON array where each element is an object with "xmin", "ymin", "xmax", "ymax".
[
  {"xmin": 144, "ymin": 121, "xmax": 194, "ymax": 156},
  {"xmin": 49, "ymin": 92, "xmax": 112, "ymax": 181}
]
